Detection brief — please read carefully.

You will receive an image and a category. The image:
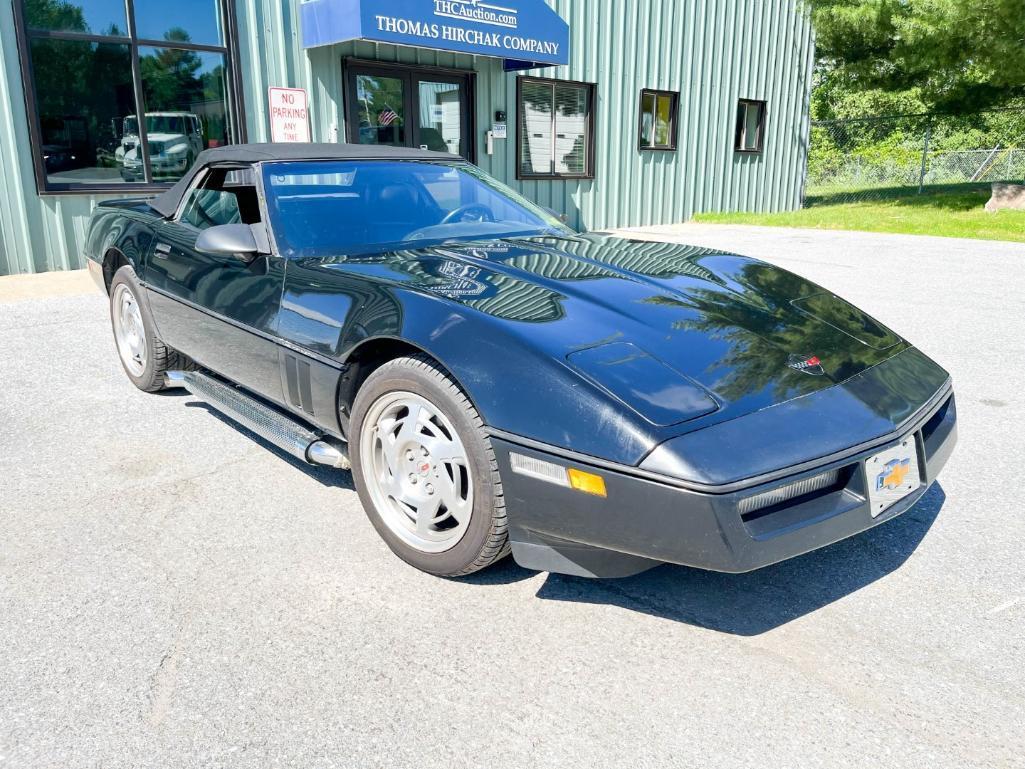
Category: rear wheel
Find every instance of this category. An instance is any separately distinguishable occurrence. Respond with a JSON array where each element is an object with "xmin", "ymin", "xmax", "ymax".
[
  {"xmin": 350, "ymin": 354, "xmax": 509, "ymax": 576},
  {"xmin": 109, "ymin": 265, "xmax": 191, "ymax": 392}
]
